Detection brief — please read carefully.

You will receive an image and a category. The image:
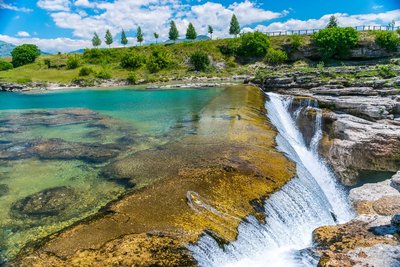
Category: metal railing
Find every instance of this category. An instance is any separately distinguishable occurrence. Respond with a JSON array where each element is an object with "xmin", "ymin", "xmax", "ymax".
[{"xmin": 265, "ymin": 25, "xmax": 400, "ymax": 36}]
